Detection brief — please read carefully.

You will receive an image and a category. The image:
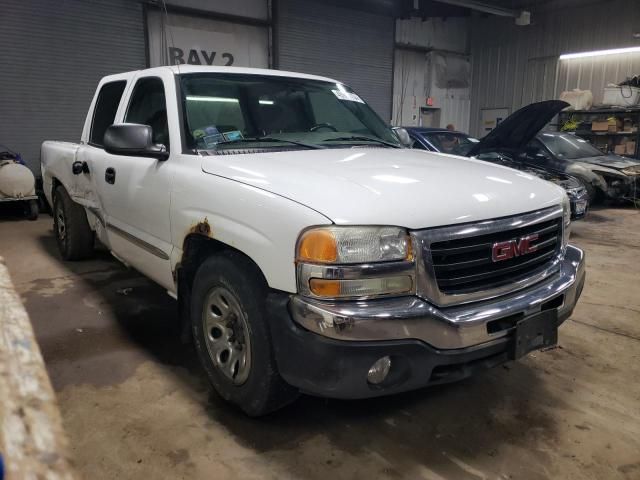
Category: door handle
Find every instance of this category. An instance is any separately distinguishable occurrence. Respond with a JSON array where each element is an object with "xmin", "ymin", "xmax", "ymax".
[{"xmin": 105, "ymin": 167, "xmax": 116, "ymax": 184}]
